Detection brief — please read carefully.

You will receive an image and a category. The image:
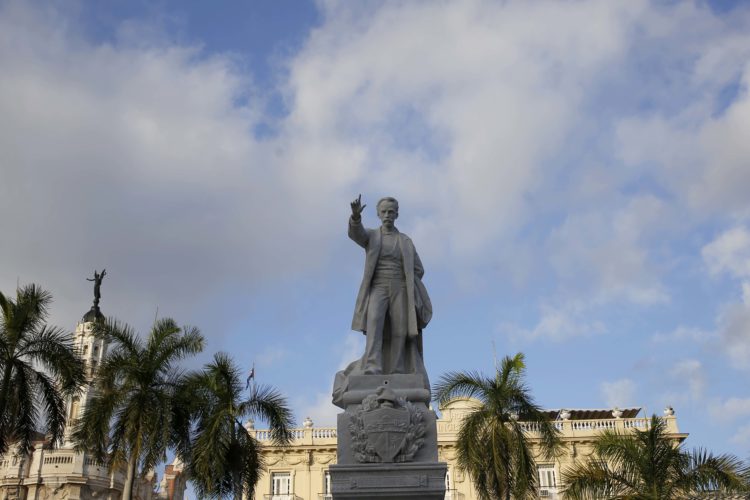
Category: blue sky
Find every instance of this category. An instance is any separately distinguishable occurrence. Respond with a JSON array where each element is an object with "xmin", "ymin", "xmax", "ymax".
[{"xmin": 2, "ymin": 0, "xmax": 750, "ymax": 480}]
